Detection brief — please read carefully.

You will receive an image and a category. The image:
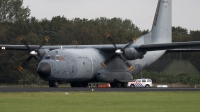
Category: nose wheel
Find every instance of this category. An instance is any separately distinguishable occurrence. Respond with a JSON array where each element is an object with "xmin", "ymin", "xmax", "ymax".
[{"xmin": 49, "ymin": 81, "xmax": 59, "ymax": 87}]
